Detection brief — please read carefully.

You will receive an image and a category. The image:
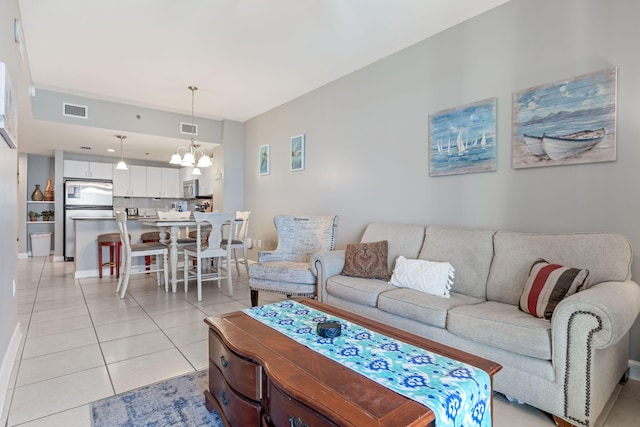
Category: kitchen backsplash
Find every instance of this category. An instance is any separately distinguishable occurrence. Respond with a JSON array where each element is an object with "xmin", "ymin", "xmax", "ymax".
[{"xmin": 113, "ymin": 197, "xmax": 211, "ymax": 216}]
